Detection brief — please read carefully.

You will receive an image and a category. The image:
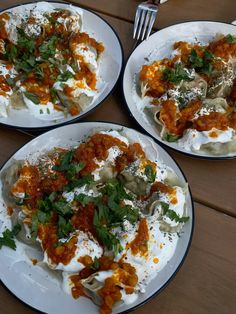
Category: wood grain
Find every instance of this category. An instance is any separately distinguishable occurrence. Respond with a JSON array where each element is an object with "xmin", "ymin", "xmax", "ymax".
[
  {"xmin": 1, "ymin": 203, "xmax": 236, "ymax": 314},
  {"xmin": 66, "ymin": 0, "xmax": 236, "ymax": 30}
]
